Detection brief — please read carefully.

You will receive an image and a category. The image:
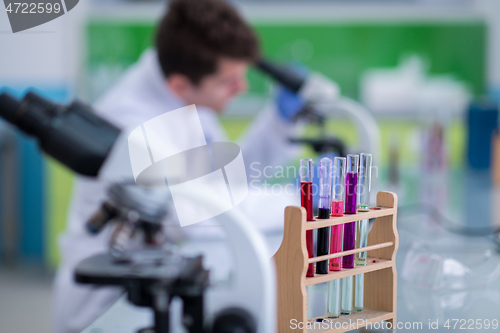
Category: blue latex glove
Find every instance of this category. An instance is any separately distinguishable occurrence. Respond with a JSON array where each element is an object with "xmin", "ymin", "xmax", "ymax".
[
  {"xmin": 275, "ymin": 63, "xmax": 309, "ymax": 122},
  {"xmin": 276, "ymin": 86, "xmax": 305, "ymax": 122}
]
